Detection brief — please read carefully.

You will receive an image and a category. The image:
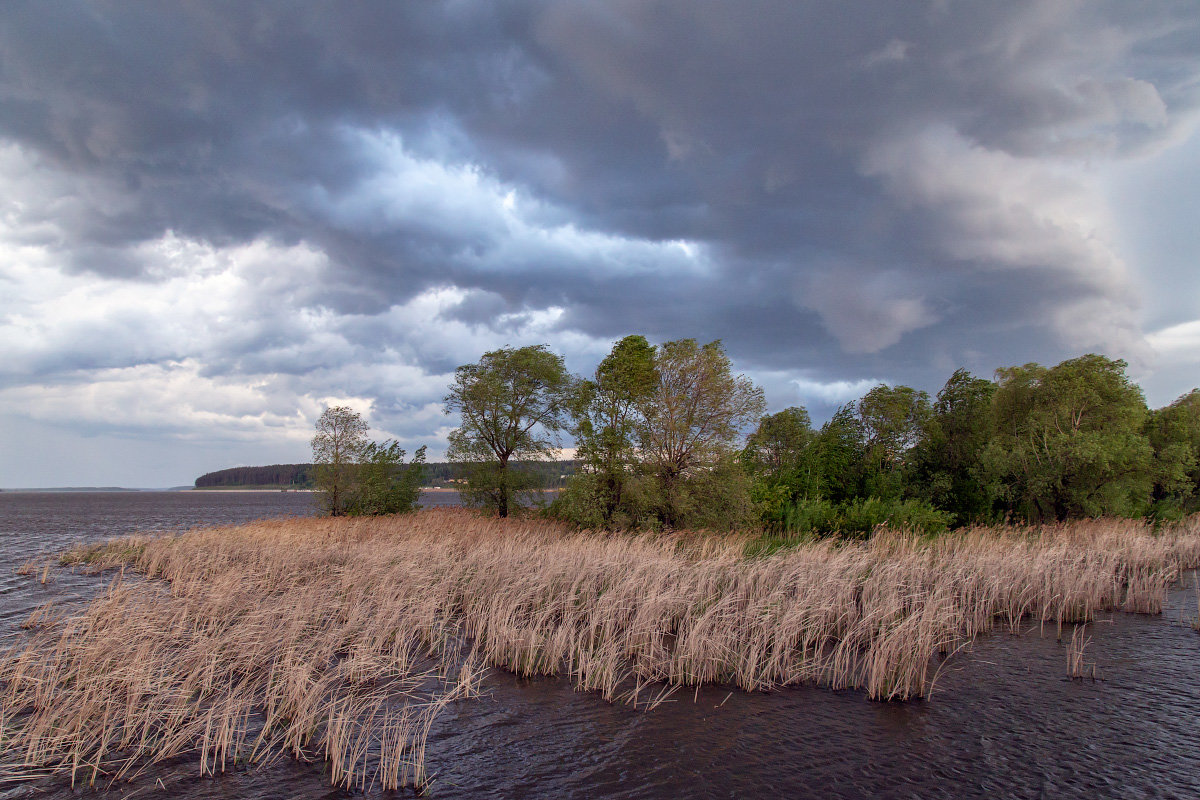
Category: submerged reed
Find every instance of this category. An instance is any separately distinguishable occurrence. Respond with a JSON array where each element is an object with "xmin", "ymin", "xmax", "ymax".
[
  {"xmin": 1193, "ymin": 573, "xmax": 1200, "ymax": 632},
  {"xmin": 1066, "ymin": 624, "xmax": 1097, "ymax": 680},
  {"xmin": 2, "ymin": 510, "xmax": 1197, "ymax": 789}
]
